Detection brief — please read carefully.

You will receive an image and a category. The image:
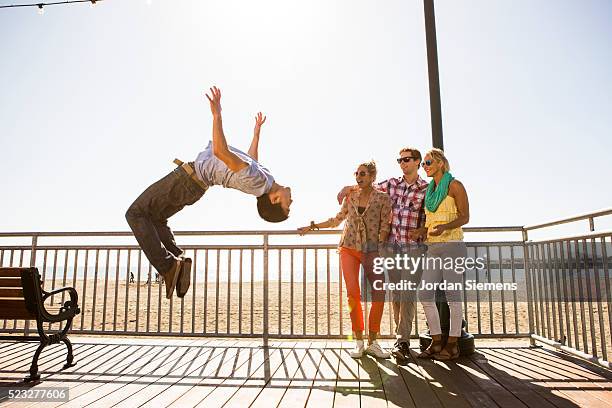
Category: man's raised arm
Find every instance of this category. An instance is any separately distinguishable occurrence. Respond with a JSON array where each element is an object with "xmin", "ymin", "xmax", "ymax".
[
  {"xmin": 205, "ymin": 86, "xmax": 248, "ymax": 172},
  {"xmin": 248, "ymin": 112, "xmax": 266, "ymax": 161}
]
